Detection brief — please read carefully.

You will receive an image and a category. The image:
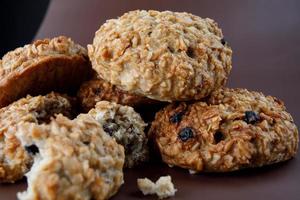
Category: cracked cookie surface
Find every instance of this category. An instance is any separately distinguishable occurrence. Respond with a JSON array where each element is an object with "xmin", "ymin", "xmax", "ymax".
[
  {"xmin": 149, "ymin": 88, "xmax": 298, "ymax": 172},
  {"xmin": 16, "ymin": 114, "xmax": 124, "ymax": 200},
  {"xmin": 0, "ymin": 93, "xmax": 73, "ymax": 183},
  {"xmin": 88, "ymin": 10, "xmax": 232, "ymax": 102}
]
